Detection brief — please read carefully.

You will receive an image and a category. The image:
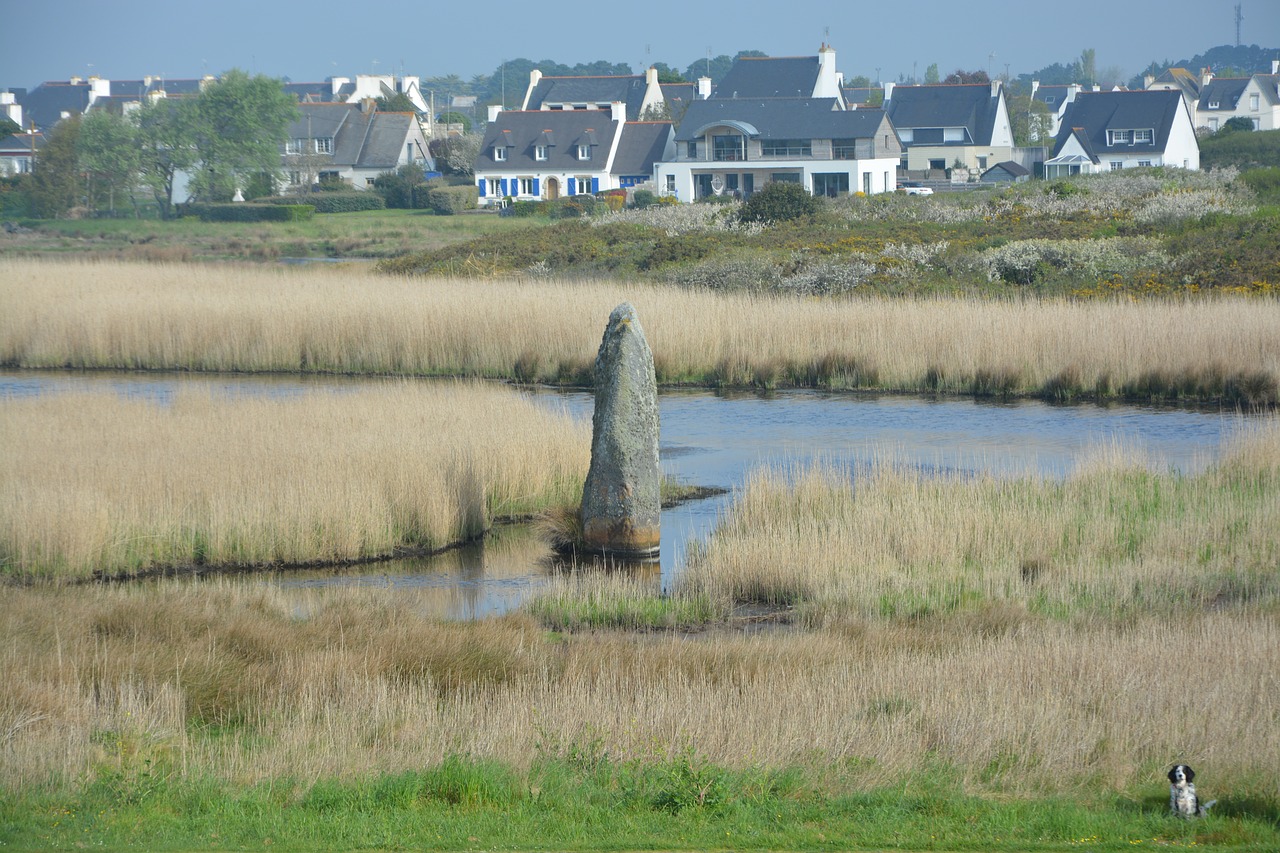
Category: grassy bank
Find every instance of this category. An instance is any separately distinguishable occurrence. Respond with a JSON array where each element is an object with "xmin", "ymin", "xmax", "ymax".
[
  {"xmin": 4, "ymin": 258, "xmax": 1278, "ymax": 403},
  {"xmin": 0, "ymin": 207, "xmax": 539, "ymax": 262},
  {"xmin": 0, "ymin": 382, "xmax": 589, "ymax": 581},
  {"xmin": 2, "ymin": 581, "xmax": 1276, "ymax": 850}
]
